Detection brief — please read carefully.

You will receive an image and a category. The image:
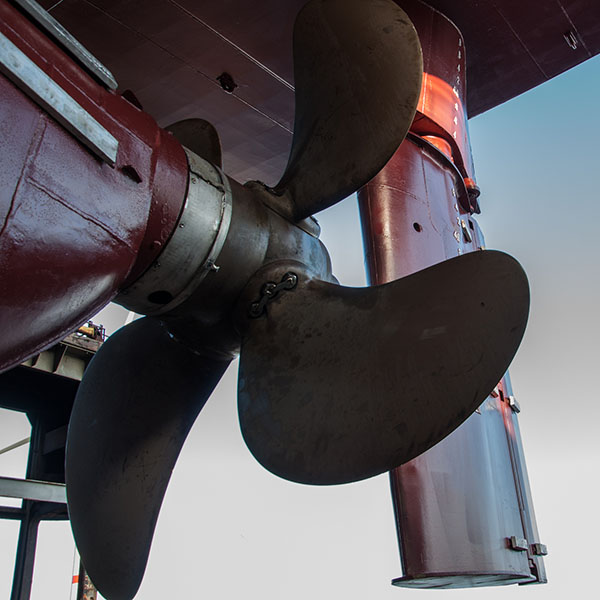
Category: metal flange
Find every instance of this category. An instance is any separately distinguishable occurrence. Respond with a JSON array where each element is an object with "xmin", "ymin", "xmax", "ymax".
[{"xmin": 116, "ymin": 148, "xmax": 232, "ymax": 315}]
